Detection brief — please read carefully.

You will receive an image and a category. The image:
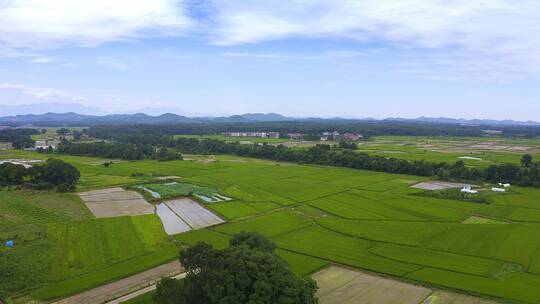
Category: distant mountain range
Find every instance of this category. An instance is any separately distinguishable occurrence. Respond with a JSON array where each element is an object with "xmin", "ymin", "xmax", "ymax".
[
  {"xmin": 0, "ymin": 108, "xmax": 539, "ymax": 127},
  {"xmin": 0, "ymin": 103, "xmax": 108, "ymax": 116},
  {"xmin": 385, "ymin": 117, "xmax": 540, "ymax": 127},
  {"xmin": 0, "ymin": 112, "xmax": 299, "ymax": 126}
]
